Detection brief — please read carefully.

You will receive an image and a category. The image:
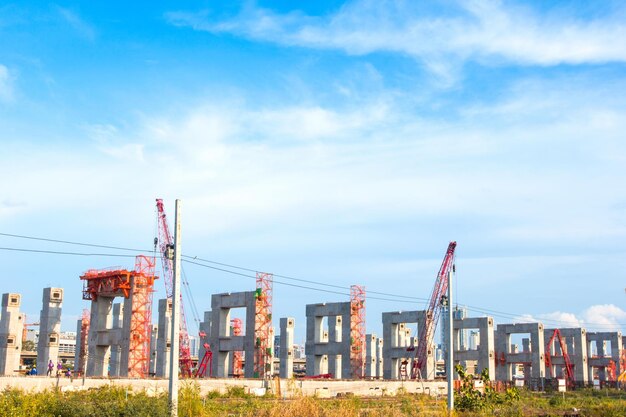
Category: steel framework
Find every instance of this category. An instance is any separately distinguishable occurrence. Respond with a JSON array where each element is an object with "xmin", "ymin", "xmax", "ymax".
[
  {"xmin": 254, "ymin": 272, "xmax": 273, "ymax": 379},
  {"xmin": 545, "ymin": 329, "xmax": 575, "ymax": 388},
  {"xmin": 76, "ymin": 309, "xmax": 90, "ymax": 376},
  {"xmin": 350, "ymin": 285, "xmax": 366, "ymax": 379},
  {"xmin": 231, "ymin": 318, "xmax": 244, "ymax": 377},
  {"xmin": 412, "ymin": 241, "xmax": 457, "ymax": 379},
  {"xmin": 80, "ymin": 255, "xmax": 157, "ymax": 378},
  {"xmin": 156, "ymin": 198, "xmax": 193, "ymax": 377}
]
